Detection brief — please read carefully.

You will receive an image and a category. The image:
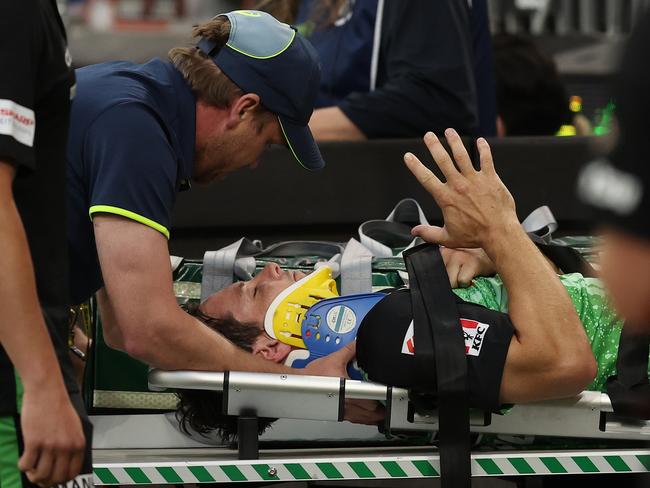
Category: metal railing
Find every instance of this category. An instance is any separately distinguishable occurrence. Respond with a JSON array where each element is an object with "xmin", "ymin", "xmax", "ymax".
[{"xmin": 488, "ymin": 0, "xmax": 650, "ymax": 35}]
